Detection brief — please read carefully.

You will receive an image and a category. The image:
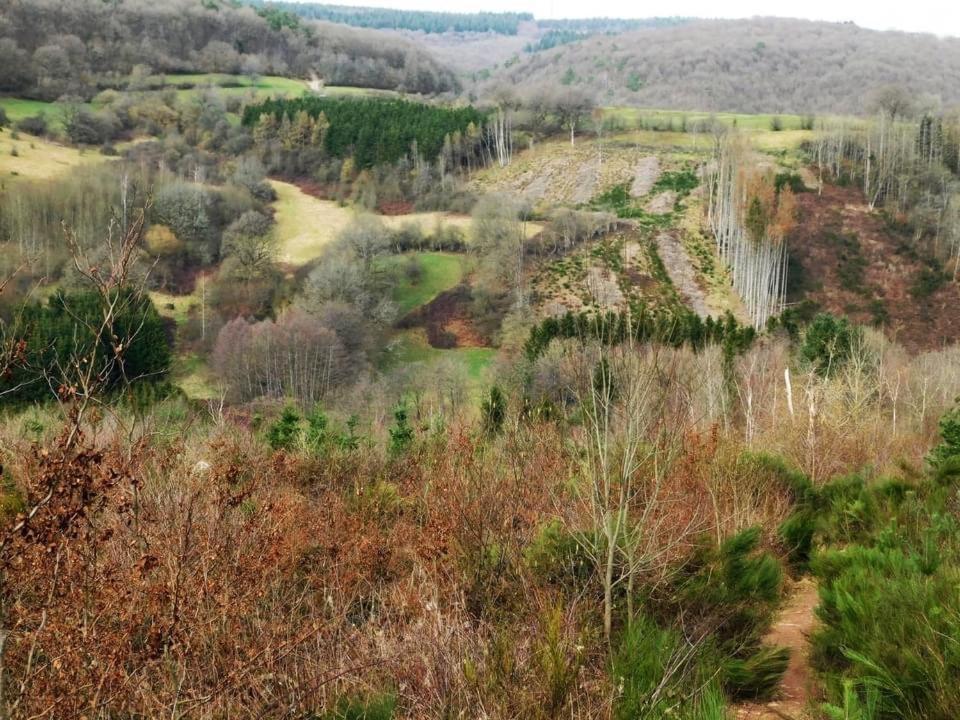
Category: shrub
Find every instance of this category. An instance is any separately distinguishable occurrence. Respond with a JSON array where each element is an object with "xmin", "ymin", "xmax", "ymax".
[
  {"xmin": 535, "ymin": 607, "xmax": 584, "ymax": 717},
  {"xmin": 305, "ymin": 406, "xmax": 330, "ymax": 454},
  {"xmin": 402, "ymin": 255, "xmax": 423, "ymax": 284},
  {"xmin": 723, "ymin": 645, "xmax": 791, "ymax": 699},
  {"xmin": 770, "ymin": 116, "xmax": 784, "ymax": 131},
  {"xmin": 928, "ymin": 402, "xmax": 960, "ymax": 470},
  {"xmin": 480, "ymin": 385, "xmax": 507, "ymax": 435},
  {"xmin": 0, "ymin": 107, "xmax": 7, "ymax": 127},
  {"xmin": 524, "ymin": 520, "xmax": 595, "ymax": 586},
  {"xmin": 612, "ymin": 615, "xmax": 728, "ymax": 720},
  {"xmin": 910, "ymin": 263, "xmax": 948, "ymax": 299},
  {"xmin": 779, "ymin": 511, "xmax": 817, "ymax": 568},
  {"xmin": 266, "ymin": 405, "xmax": 302, "ymax": 450},
  {"xmin": 388, "ymin": 403, "xmax": 414, "ymax": 456},
  {"xmin": 774, "ymin": 172, "xmax": 807, "ymax": 194},
  {"xmin": 0, "ymin": 288, "xmax": 171, "ymax": 403},
  {"xmin": 16, "ymin": 114, "xmax": 47, "ymax": 136},
  {"xmin": 811, "ymin": 545, "xmax": 960, "ymax": 719},
  {"xmin": 321, "ymin": 693, "xmax": 396, "ymax": 720},
  {"xmin": 64, "ymin": 107, "xmax": 118, "ymax": 145},
  {"xmin": 800, "ymin": 313, "xmax": 862, "ymax": 376},
  {"xmin": 671, "ymin": 527, "xmax": 784, "ymax": 658}
]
